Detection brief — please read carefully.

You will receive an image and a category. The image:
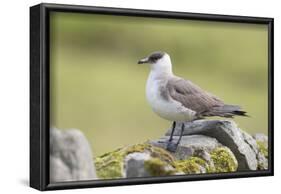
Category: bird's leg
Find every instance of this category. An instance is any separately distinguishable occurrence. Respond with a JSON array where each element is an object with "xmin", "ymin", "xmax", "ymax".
[
  {"xmin": 175, "ymin": 123, "xmax": 185, "ymax": 148},
  {"xmin": 166, "ymin": 121, "xmax": 181, "ymax": 152},
  {"xmin": 158, "ymin": 121, "xmax": 176, "ymax": 144},
  {"xmin": 168, "ymin": 121, "xmax": 176, "ymax": 142}
]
